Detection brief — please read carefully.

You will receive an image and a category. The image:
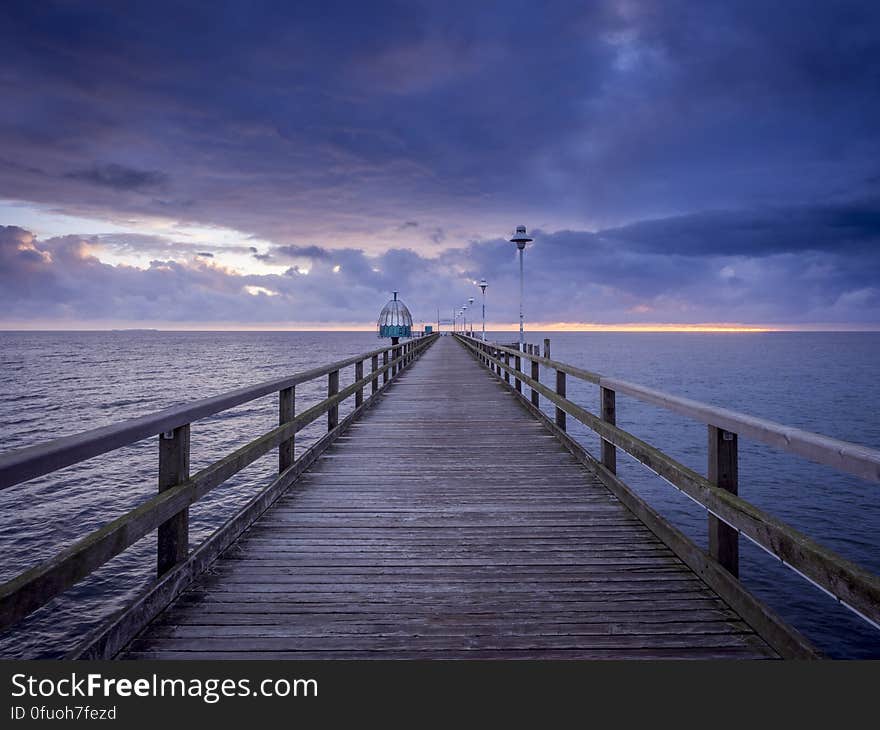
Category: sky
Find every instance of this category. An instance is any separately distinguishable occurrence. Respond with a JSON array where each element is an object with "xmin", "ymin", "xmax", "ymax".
[{"xmin": 1, "ymin": 0, "xmax": 879, "ymax": 330}]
